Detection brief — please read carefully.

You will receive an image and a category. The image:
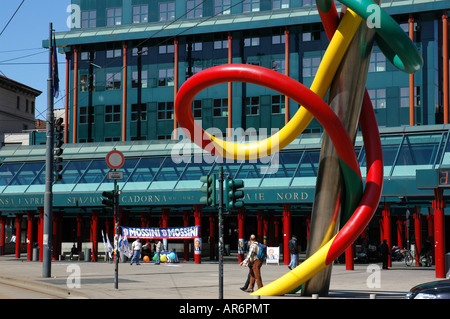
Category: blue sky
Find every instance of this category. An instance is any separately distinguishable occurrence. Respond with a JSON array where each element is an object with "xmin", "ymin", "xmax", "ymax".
[{"xmin": 0, "ymin": 0, "xmax": 71, "ymax": 120}]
